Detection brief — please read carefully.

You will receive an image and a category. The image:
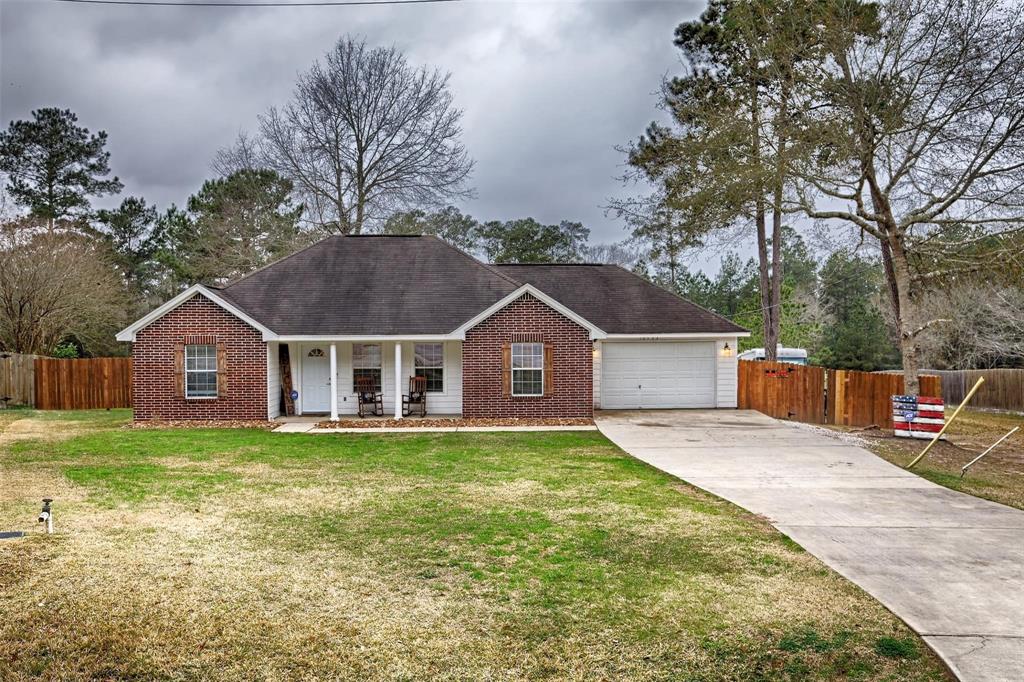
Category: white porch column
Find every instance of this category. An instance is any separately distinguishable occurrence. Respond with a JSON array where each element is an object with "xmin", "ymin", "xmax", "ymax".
[
  {"xmin": 394, "ymin": 343, "xmax": 403, "ymax": 418},
  {"xmin": 329, "ymin": 343, "xmax": 338, "ymax": 421}
]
